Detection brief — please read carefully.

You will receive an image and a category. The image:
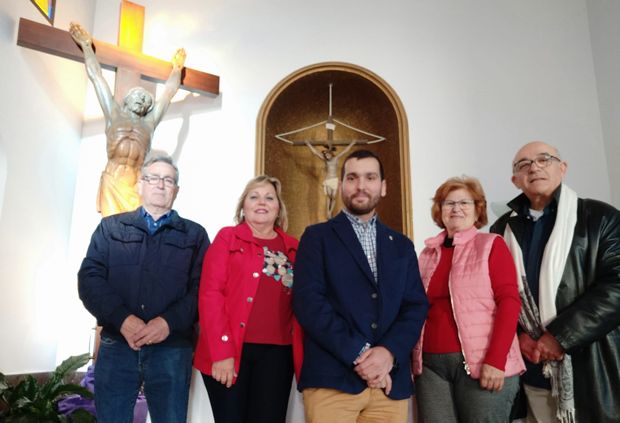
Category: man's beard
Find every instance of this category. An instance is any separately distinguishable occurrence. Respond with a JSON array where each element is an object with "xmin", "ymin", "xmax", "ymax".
[{"xmin": 343, "ymin": 192, "xmax": 380, "ymax": 216}]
